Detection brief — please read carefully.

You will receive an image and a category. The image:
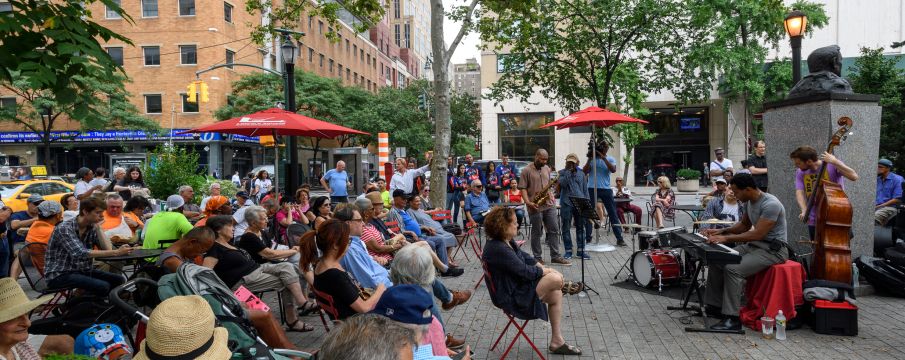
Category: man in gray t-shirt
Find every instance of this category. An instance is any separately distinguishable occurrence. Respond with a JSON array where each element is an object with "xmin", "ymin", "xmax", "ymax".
[{"xmin": 699, "ymin": 173, "xmax": 789, "ymax": 331}]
